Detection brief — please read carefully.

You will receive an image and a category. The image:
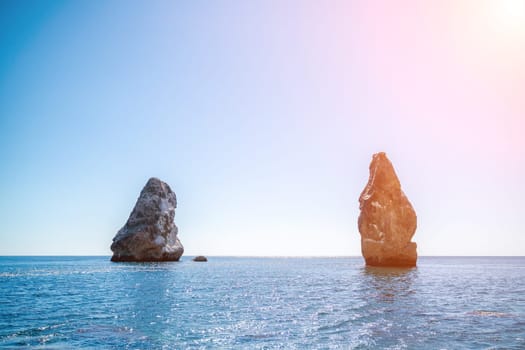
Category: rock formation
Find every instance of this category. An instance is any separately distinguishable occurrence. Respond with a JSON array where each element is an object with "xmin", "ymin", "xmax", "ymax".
[
  {"xmin": 358, "ymin": 152, "xmax": 417, "ymax": 267},
  {"xmin": 110, "ymin": 177, "xmax": 184, "ymax": 262},
  {"xmin": 193, "ymin": 256, "xmax": 207, "ymax": 262}
]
